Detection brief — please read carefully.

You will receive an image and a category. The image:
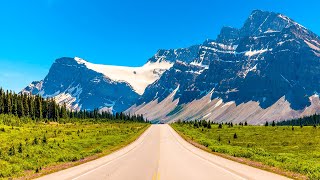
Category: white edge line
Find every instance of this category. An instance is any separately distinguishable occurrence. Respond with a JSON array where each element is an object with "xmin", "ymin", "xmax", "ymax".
[
  {"xmin": 166, "ymin": 125, "xmax": 248, "ymax": 180},
  {"xmin": 71, "ymin": 126, "xmax": 153, "ymax": 180}
]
